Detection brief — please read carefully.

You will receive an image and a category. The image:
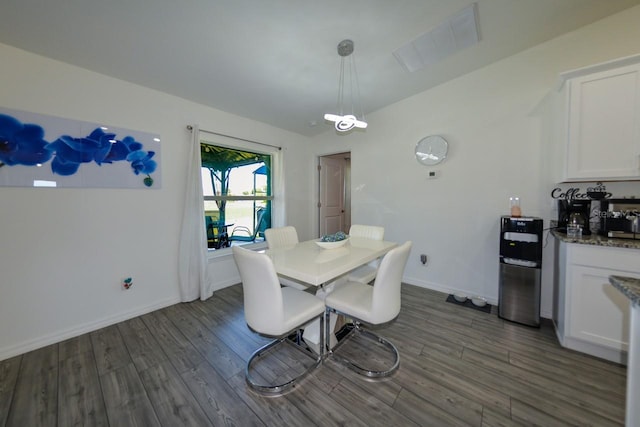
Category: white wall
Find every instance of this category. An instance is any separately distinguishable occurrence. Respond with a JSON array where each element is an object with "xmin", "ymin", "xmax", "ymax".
[
  {"xmin": 310, "ymin": 6, "xmax": 640, "ymax": 318},
  {"xmin": 0, "ymin": 43, "xmax": 312, "ymax": 360}
]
